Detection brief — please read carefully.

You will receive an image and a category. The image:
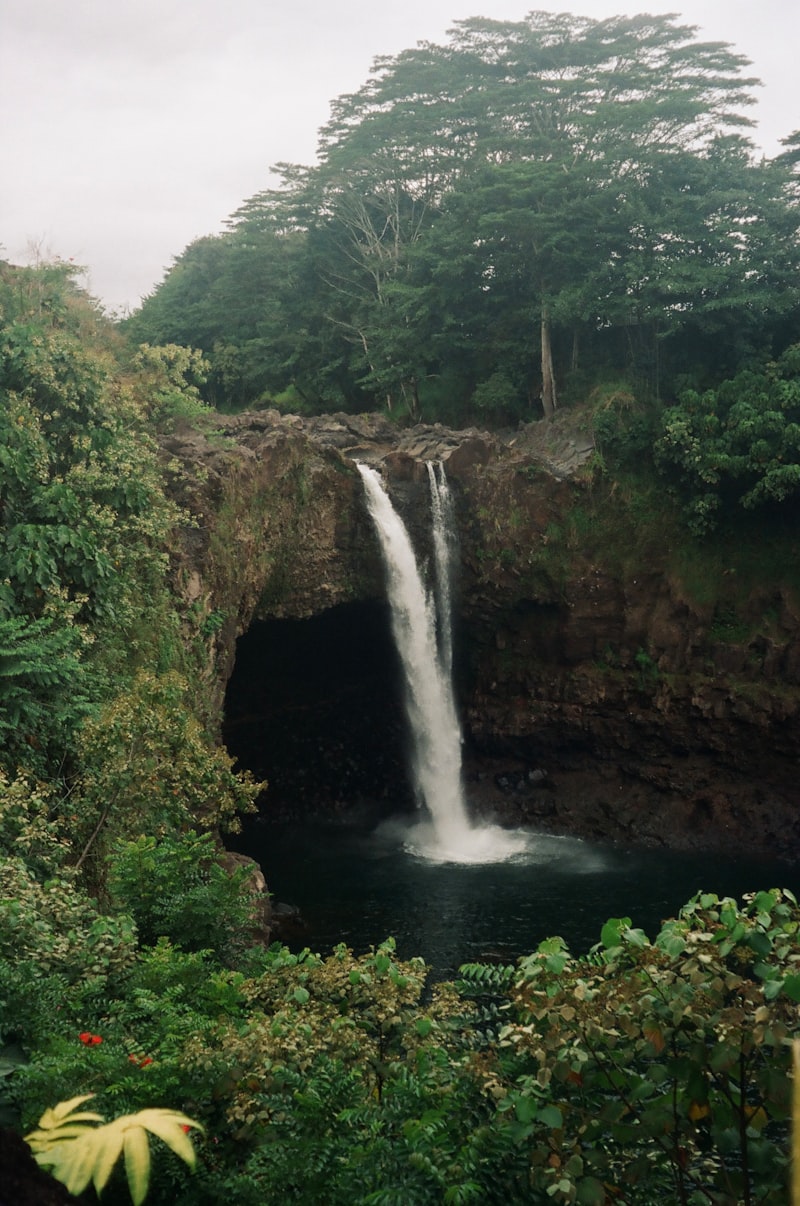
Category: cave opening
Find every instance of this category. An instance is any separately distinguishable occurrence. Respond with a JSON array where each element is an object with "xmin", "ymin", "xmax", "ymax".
[{"xmin": 222, "ymin": 600, "xmax": 413, "ymax": 821}]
